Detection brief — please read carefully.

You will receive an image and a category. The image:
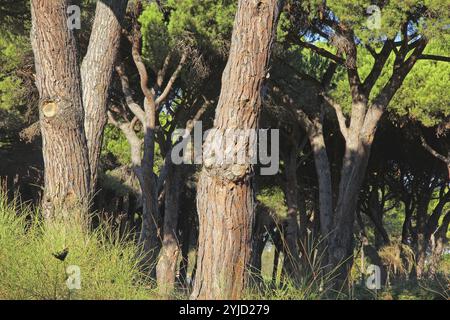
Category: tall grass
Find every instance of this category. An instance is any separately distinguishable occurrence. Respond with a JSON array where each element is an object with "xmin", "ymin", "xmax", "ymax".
[
  {"xmin": 0, "ymin": 192, "xmax": 154, "ymax": 300},
  {"xmin": 0, "ymin": 190, "xmax": 447, "ymax": 300},
  {"xmin": 246, "ymin": 234, "xmax": 339, "ymax": 300}
]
